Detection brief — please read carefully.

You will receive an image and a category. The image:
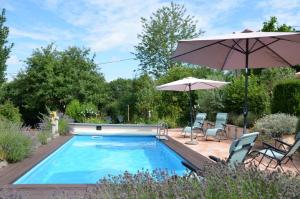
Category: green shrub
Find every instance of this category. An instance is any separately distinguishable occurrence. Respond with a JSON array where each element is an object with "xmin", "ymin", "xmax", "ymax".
[
  {"xmin": 272, "ymin": 79, "xmax": 300, "ymax": 115},
  {"xmin": 82, "ymin": 117, "xmax": 107, "ymax": 124},
  {"xmin": 0, "ymin": 120, "xmax": 32, "ymax": 163},
  {"xmin": 223, "ymin": 75, "xmax": 269, "ymax": 116},
  {"xmin": 65, "ymin": 100, "xmax": 98, "ymax": 122},
  {"xmin": 37, "ymin": 130, "xmax": 51, "ymax": 145},
  {"xmin": 197, "ymin": 90, "xmax": 225, "ymax": 121},
  {"xmin": 230, "ymin": 112, "xmax": 258, "ymax": 128},
  {"xmin": 253, "ymin": 113, "xmax": 298, "ymax": 137},
  {"xmin": 79, "ymin": 102, "xmax": 98, "ymax": 119},
  {"xmin": 58, "ymin": 118, "xmax": 69, "ymax": 135},
  {"xmin": 65, "ymin": 99, "xmax": 82, "ymax": 122},
  {"xmin": 0, "ymin": 101, "xmax": 22, "ymax": 122},
  {"xmin": 78, "ymin": 165, "xmax": 299, "ymax": 199}
]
